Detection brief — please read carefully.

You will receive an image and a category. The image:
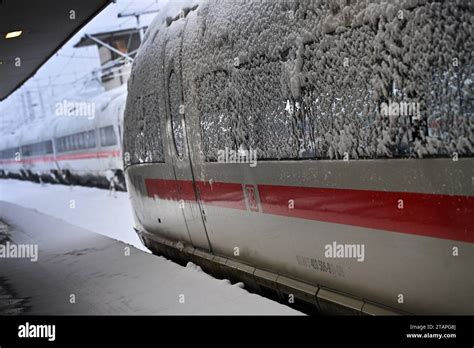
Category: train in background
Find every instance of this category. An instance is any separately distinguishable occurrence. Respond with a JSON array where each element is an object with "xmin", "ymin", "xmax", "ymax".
[
  {"xmin": 123, "ymin": 0, "xmax": 473, "ymax": 315},
  {"xmin": 0, "ymin": 86, "xmax": 127, "ymax": 190}
]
